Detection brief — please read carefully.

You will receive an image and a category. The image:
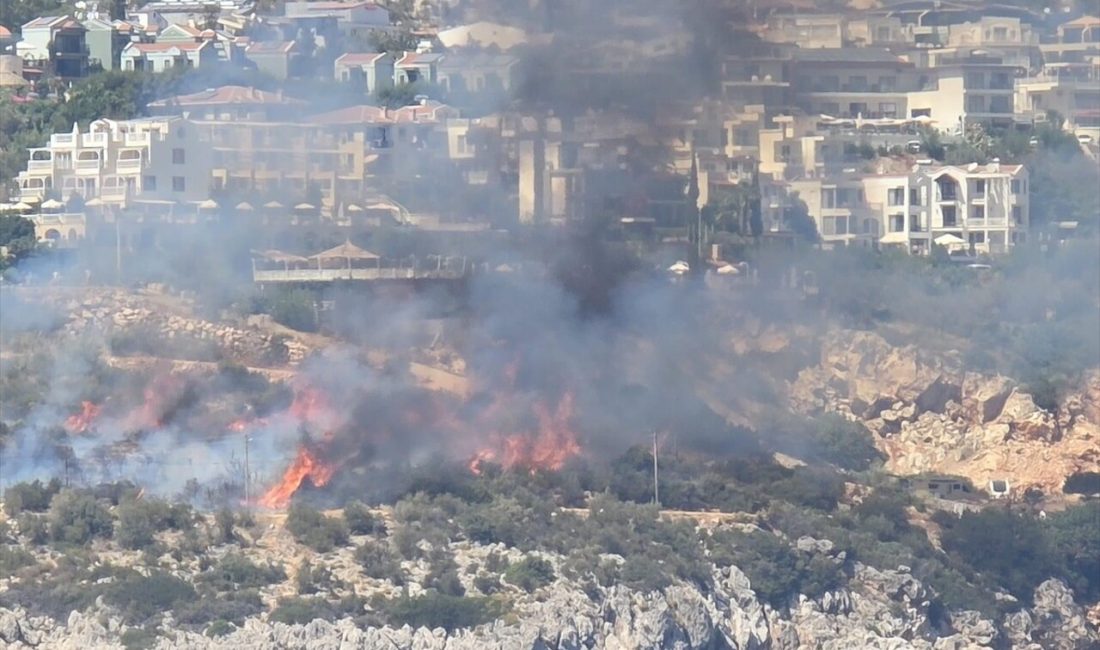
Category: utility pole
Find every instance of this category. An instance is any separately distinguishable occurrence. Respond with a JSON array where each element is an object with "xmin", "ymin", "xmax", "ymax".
[
  {"xmin": 114, "ymin": 204, "xmax": 122, "ymax": 285},
  {"xmin": 652, "ymin": 431, "xmax": 660, "ymax": 507},
  {"xmin": 244, "ymin": 432, "xmax": 251, "ymax": 507}
]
